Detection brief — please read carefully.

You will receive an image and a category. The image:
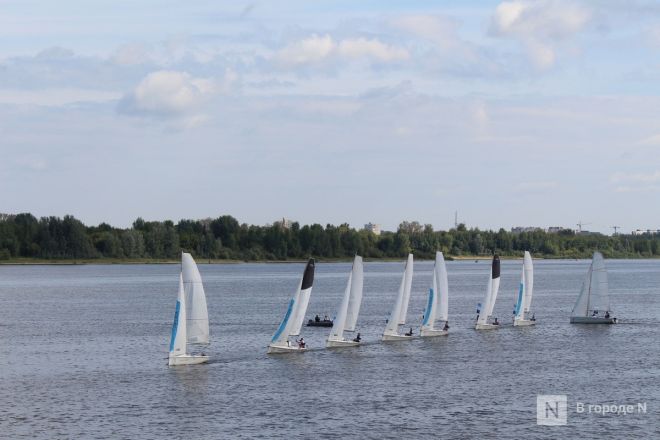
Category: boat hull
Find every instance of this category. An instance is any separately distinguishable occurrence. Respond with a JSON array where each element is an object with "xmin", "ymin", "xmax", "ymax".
[
  {"xmin": 267, "ymin": 344, "xmax": 307, "ymax": 354},
  {"xmin": 475, "ymin": 323, "xmax": 501, "ymax": 330},
  {"xmin": 307, "ymin": 320, "xmax": 333, "ymax": 327},
  {"xmin": 382, "ymin": 333, "xmax": 413, "ymax": 341},
  {"xmin": 513, "ymin": 318, "xmax": 536, "ymax": 327},
  {"xmin": 168, "ymin": 354, "xmax": 209, "ymax": 366},
  {"xmin": 420, "ymin": 328, "xmax": 448, "ymax": 337},
  {"xmin": 326, "ymin": 339, "xmax": 360, "ymax": 348},
  {"xmin": 570, "ymin": 316, "xmax": 617, "ymax": 324}
]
